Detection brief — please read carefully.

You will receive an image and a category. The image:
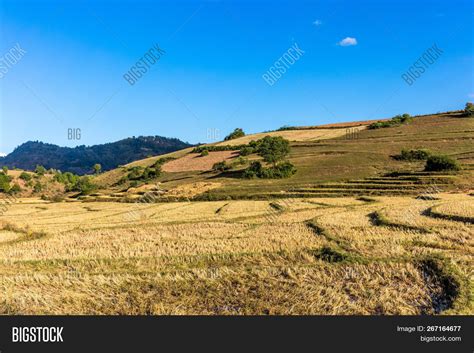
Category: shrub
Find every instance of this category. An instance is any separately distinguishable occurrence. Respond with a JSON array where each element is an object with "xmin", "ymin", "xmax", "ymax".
[
  {"xmin": 192, "ymin": 145, "xmax": 245, "ymax": 153},
  {"xmin": 123, "ymin": 164, "xmax": 161, "ymax": 183},
  {"xmin": 33, "ymin": 182, "xmax": 43, "ymax": 193},
  {"xmin": 243, "ymin": 161, "xmax": 263, "ymax": 178},
  {"xmin": 19, "ymin": 172, "xmax": 32, "ymax": 181},
  {"xmin": 127, "ymin": 166, "xmax": 144, "ymax": 180},
  {"xmin": 0, "ymin": 173, "xmax": 11, "ymax": 192},
  {"xmin": 239, "ymin": 146, "xmax": 254, "ymax": 156},
  {"xmin": 368, "ymin": 114, "xmax": 412, "ymax": 129},
  {"xmin": 277, "ymin": 125, "xmax": 297, "ymax": 131},
  {"xmin": 396, "ymin": 148, "xmax": 431, "ymax": 161},
  {"xmin": 212, "ymin": 161, "xmax": 230, "ymax": 172},
  {"xmin": 231, "ymin": 156, "xmax": 248, "ymax": 167},
  {"xmin": 141, "ymin": 166, "xmax": 161, "ymax": 180},
  {"xmin": 2, "ymin": 166, "xmax": 8, "ymax": 174},
  {"xmin": 129, "ymin": 180, "xmax": 140, "ymax": 188},
  {"xmin": 35, "ymin": 165, "xmax": 47, "ymax": 175},
  {"xmin": 465, "ymin": 102, "xmax": 474, "ymax": 117},
  {"xmin": 70, "ymin": 176, "xmax": 96, "ymax": 195},
  {"xmin": 243, "ymin": 161, "xmax": 296, "ymax": 179},
  {"xmin": 54, "ymin": 172, "xmax": 79, "ymax": 189},
  {"xmin": 152, "ymin": 157, "xmax": 176, "ymax": 167},
  {"xmin": 9, "ymin": 183, "xmax": 21, "ymax": 193},
  {"xmin": 425, "ymin": 155, "xmax": 461, "ymax": 172},
  {"xmin": 200, "ymin": 150, "xmax": 209, "ymax": 157},
  {"xmin": 224, "ymin": 128, "xmax": 245, "ymax": 141}
]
